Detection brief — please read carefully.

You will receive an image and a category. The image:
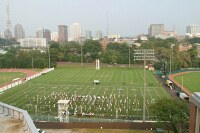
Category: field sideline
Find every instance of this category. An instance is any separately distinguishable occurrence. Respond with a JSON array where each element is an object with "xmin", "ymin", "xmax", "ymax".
[{"xmin": 0, "ymin": 65, "xmax": 170, "ymax": 120}]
